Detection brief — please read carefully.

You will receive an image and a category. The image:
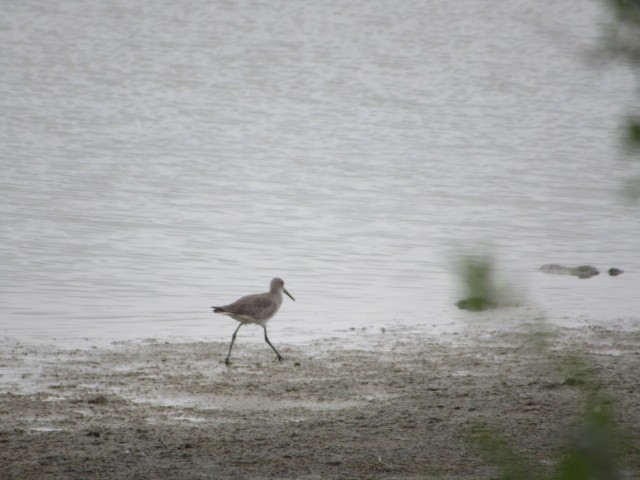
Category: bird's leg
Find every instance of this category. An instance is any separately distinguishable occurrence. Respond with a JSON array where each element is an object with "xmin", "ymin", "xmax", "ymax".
[
  {"xmin": 263, "ymin": 326, "xmax": 284, "ymax": 362},
  {"xmin": 225, "ymin": 323, "xmax": 243, "ymax": 365}
]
